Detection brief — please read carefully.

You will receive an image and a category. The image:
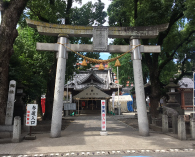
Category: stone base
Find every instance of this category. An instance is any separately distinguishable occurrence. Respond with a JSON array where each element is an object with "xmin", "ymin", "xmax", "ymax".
[
  {"xmin": 100, "ymin": 131, "xmax": 108, "ymax": 136},
  {"xmin": 24, "ymin": 135, "xmax": 36, "ymax": 140}
]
